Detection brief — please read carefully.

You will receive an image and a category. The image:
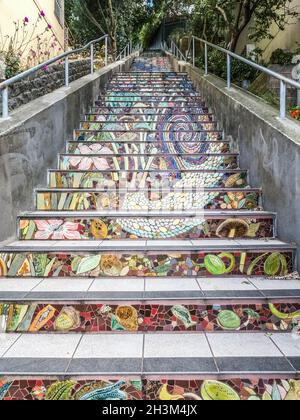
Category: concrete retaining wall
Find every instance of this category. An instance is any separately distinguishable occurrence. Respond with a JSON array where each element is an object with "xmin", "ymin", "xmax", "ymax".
[
  {"xmin": 0, "ymin": 55, "xmax": 136, "ymax": 243},
  {"xmin": 169, "ymin": 53, "xmax": 300, "ymax": 270}
]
